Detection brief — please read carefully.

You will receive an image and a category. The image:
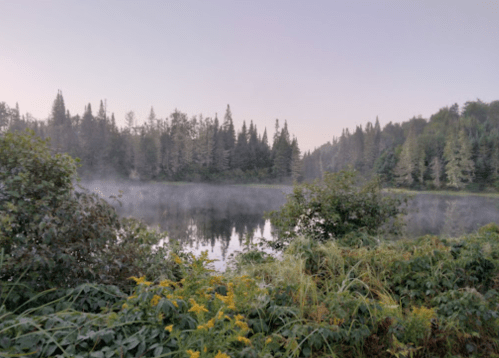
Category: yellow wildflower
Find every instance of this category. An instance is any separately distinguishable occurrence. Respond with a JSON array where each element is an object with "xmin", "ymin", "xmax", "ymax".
[
  {"xmin": 217, "ymin": 311, "xmax": 224, "ymax": 320},
  {"xmin": 215, "ymin": 291, "xmax": 236, "ymax": 310},
  {"xmin": 235, "ymin": 320, "xmax": 249, "ymax": 331},
  {"xmin": 237, "ymin": 336, "xmax": 251, "ymax": 345},
  {"xmin": 173, "ymin": 254, "xmax": 183, "ymax": 265},
  {"xmin": 210, "ymin": 276, "xmax": 223, "ymax": 285},
  {"xmin": 122, "ymin": 303, "xmax": 129, "ymax": 309},
  {"xmin": 206, "ymin": 318, "xmax": 215, "ymax": 328},
  {"xmin": 150, "ymin": 295, "xmax": 161, "ymax": 306},
  {"xmin": 265, "ymin": 337, "xmax": 272, "ymax": 344},
  {"xmin": 159, "ymin": 279, "xmax": 177, "ymax": 288},
  {"xmin": 128, "ymin": 276, "xmax": 152, "ymax": 286},
  {"xmin": 127, "ymin": 294, "xmax": 137, "ymax": 300},
  {"xmin": 188, "ymin": 300, "xmax": 209, "ymax": 314},
  {"xmin": 186, "ymin": 349, "xmax": 200, "ymax": 358},
  {"xmin": 332, "ymin": 317, "xmax": 345, "ymax": 326},
  {"xmin": 235, "ymin": 314, "xmax": 245, "ymax": 321},
  {"xmin": 172, "ymin": 300, "xmax": 179, "ymax": 308},
  {"xmin": 165, "ymin": 325, "xmax": 173, "ymax": 332},
  {"xmin": 198, "ymin": 318, "xmax": 215, "ymax": 330},
  {"xmin": 203, "ymin": 347, "xmax": 207, "ymax": 352},
  {"xmin": 214, "ymin": 351, "xmax": 230, "ymax": 358}
]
